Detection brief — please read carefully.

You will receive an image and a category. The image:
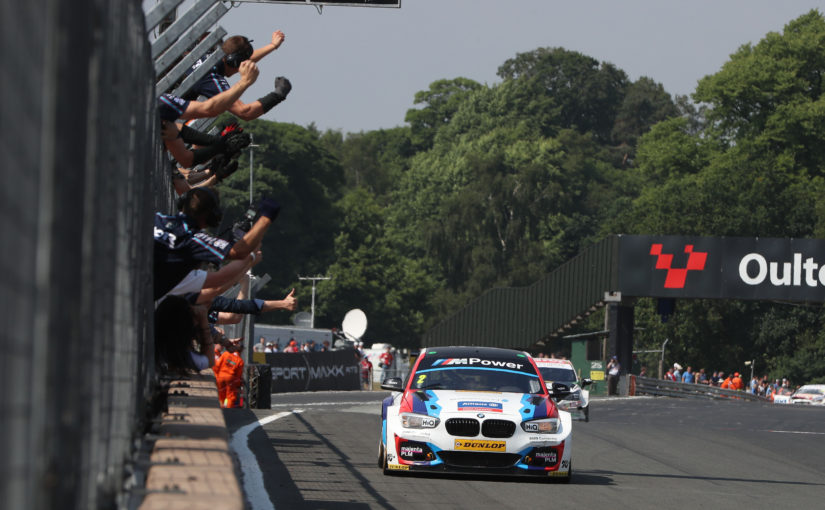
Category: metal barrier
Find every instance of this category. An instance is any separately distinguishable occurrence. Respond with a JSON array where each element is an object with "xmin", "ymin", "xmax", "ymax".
[{"xmin": 633, "ymin": 376, "xmax": 772, "ymax": 402}]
